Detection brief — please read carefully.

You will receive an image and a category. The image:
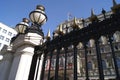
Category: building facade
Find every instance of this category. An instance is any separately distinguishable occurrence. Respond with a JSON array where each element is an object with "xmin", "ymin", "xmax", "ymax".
[
  {"xmin": 44, "ymin": 25, "xmax": 120, "ymax": 79},
  {"xmin": 44, "ymin": 21, "xmax": 120, "ymax": 80},
  {"xmin": 0, "ymin": 23, "xmax": 17, "ymax": 51},
  {"xmin": 43, "ymin": 1, "xmax": 120, "ymax": 80}
]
